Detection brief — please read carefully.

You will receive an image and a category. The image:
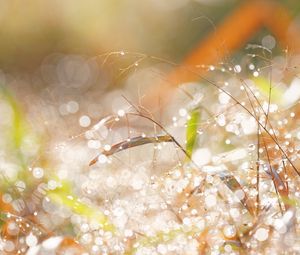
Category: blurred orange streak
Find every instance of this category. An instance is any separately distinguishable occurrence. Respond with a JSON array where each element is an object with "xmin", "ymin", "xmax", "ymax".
[
  {"xmin": 143, "ymin": 0, "xmax": 300, "ymax": 111},
  {"xmin": 0, "ymin": 195, "xmax": 13, "ymax": 213}
]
